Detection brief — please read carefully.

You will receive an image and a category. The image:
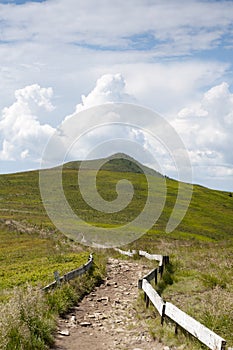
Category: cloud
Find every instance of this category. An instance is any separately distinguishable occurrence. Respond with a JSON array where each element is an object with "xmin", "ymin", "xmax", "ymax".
[
  {"xmin": 0, "ymin": 71, "xmax": 232, "ymax": 191},
  {"xmin": 59, "ymin": 74, "xmax": 145, "ymax": 162},
  {"xmin": 0, "ymin": 84, "xmax": 55, "ymax": 161},
  {"xmin": 115, "ymin": 60, "xmax": 228, "ymax": 112},
  {"xmin": 173, "ymin": 82, "xmax": 233, "ymax": 189},
  {"xmin": 0, "ymin": 0, "xmax": 232, "ymax": 124},
  {"xmin": 74, "ymin": 73, "xmax": 134, "ymax": 112},
  {"xmin": 1, "ymin": 0, "xmax": 233, "ymax": 54}
]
